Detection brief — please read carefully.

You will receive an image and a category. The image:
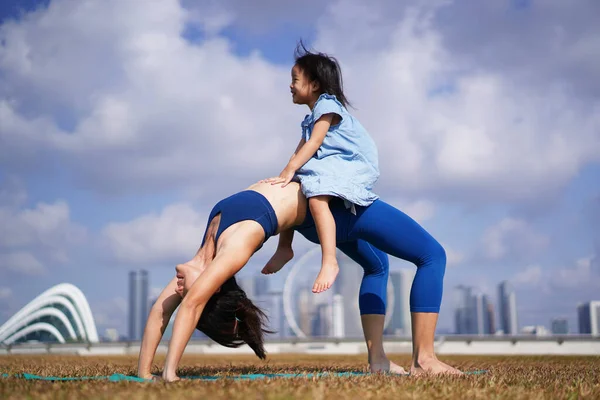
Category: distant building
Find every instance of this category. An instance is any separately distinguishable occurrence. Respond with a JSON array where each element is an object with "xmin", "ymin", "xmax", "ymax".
[
  {"xmin": 454, "ymin": 288, "xmax": 495, "ymax": 335},
  {"xmin": 477, "ymin": 294, "xmax": 495, "ymax": 335},
  {"xmin": 104, "ymin": 328, "xmax": 119, "ymax": 342},
  {"xmin": 266, "ymin": 291, "xmax": 286, "ymax": 339},
  {"xmin": 485, "ymin": 299, "xmax": 496, "ymax": 334},
  {"xmin": 240, "ymin": 275, "xmax": 269, "ymax": 298},
  {"xmin": 128, "ymin": 270, "xmax": 149, "ymax": 341},
  {"xmin": 551, "ymin": 318, "xmax": 569, "ymax": 335},
  {"xmin": 521, "ymin": 325, "xmax": 550, "ymax": 336},
  {"xmin": 454, "ymin": 286, "xmax": 477, "ymax": 334},
  {"xmin": 498, "ymin": 281, "xmax": 518, "ymax": 335},
  {"xmin": 385, "ymin": 269, "xmax": 415, "ymax": 337},
  {"xmin": 311, "ymin": 303, "xmax": 331, "ymax": 337},
  {"xmin": 577, "ymin": 301, "xmax": 600, "ymax": 335},
  {"xmin": 298, "ymin": 289, "xmax": 313, "ymax": 335},
  {"xmin": 332, "ymin": 294, "xmax": 345, "ymax": 338},
  {"xmin": 334, "ymin": 252, "xmax": 367, "ymax": 338}
]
